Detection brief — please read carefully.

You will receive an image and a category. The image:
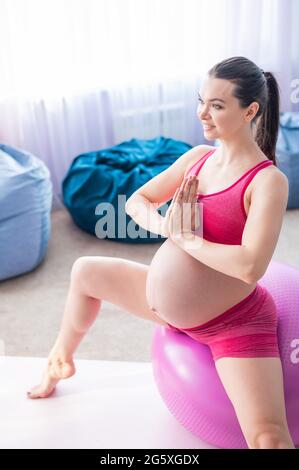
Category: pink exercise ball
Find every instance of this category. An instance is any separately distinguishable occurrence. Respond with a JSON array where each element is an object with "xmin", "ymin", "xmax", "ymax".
[{"xmin": 151, "ymin": 260, "xmax": 299, "ymax": 448}]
